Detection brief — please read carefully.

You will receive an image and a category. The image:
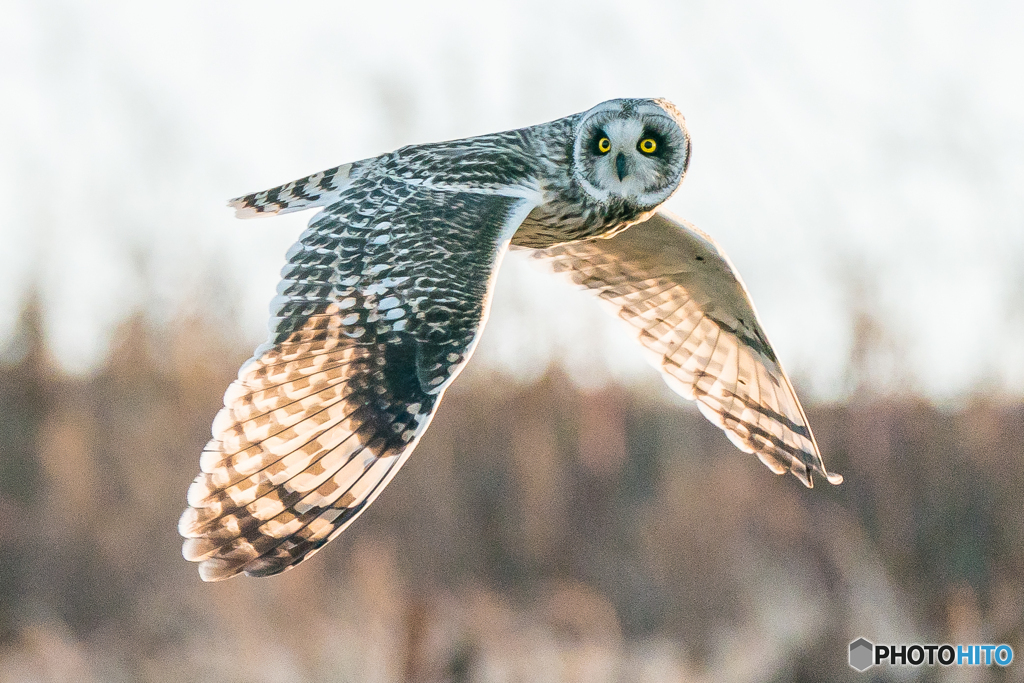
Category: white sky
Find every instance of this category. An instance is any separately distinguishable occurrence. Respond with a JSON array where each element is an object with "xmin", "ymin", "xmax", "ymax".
[{"xmin": 2, "ymin": 0, "xmax": 1023, "ymax": 400}]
